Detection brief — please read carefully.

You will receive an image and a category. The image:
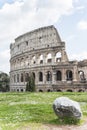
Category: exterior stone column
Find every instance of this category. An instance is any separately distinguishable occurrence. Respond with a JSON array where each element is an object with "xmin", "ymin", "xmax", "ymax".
[
  {"xmin": 36, "ymin": 54, "xmax": 40, "ymax": 64},
  {"xmin": 34, "ymin": 54, "xmax": 37, "ymax": 65},
  {"xmin": 24, "ymin": 57, "xmax": 26, "ymax": 68},
  {"xmin": 43, "ymin": 53, "xmax": 47, "ymax": 64},
  {"xmin": 35, "ymin": 71, "xmax": 38, "ymax": 84},
  {"xmin": 52, "ymin": 71, "xmax": 56, "ymax": 84},
  {"xmin": 61, "ymin": 49, "xmax": 64, "ymax": 62},
  {"xmin": 43, "ymin": 71, "xmax": 46, "ymax": 84},
  {"xmin": 23, "ymin": 72, "xmax": 26, "ymax": 84},
  {"xmin": 73, "ymin": 66, "xmax": 78, "ymax": 81},
  {"xmin": 52, "ymin": 52, "xmax": 55, "ymax": 63},
  {"xmin": 61, "ymin": 49, "xmax": 68, "ymax": 62},
  {"xmin": 62, "ymin": 69, "xmax": 66, "ymax": 81},
  {"xmin": 18, "ymin": 60, "xmax": 20, "ymax": 69},
  {"xmin": 19, "ymin": 73, "xmax": 21, "ymax": 83}
]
